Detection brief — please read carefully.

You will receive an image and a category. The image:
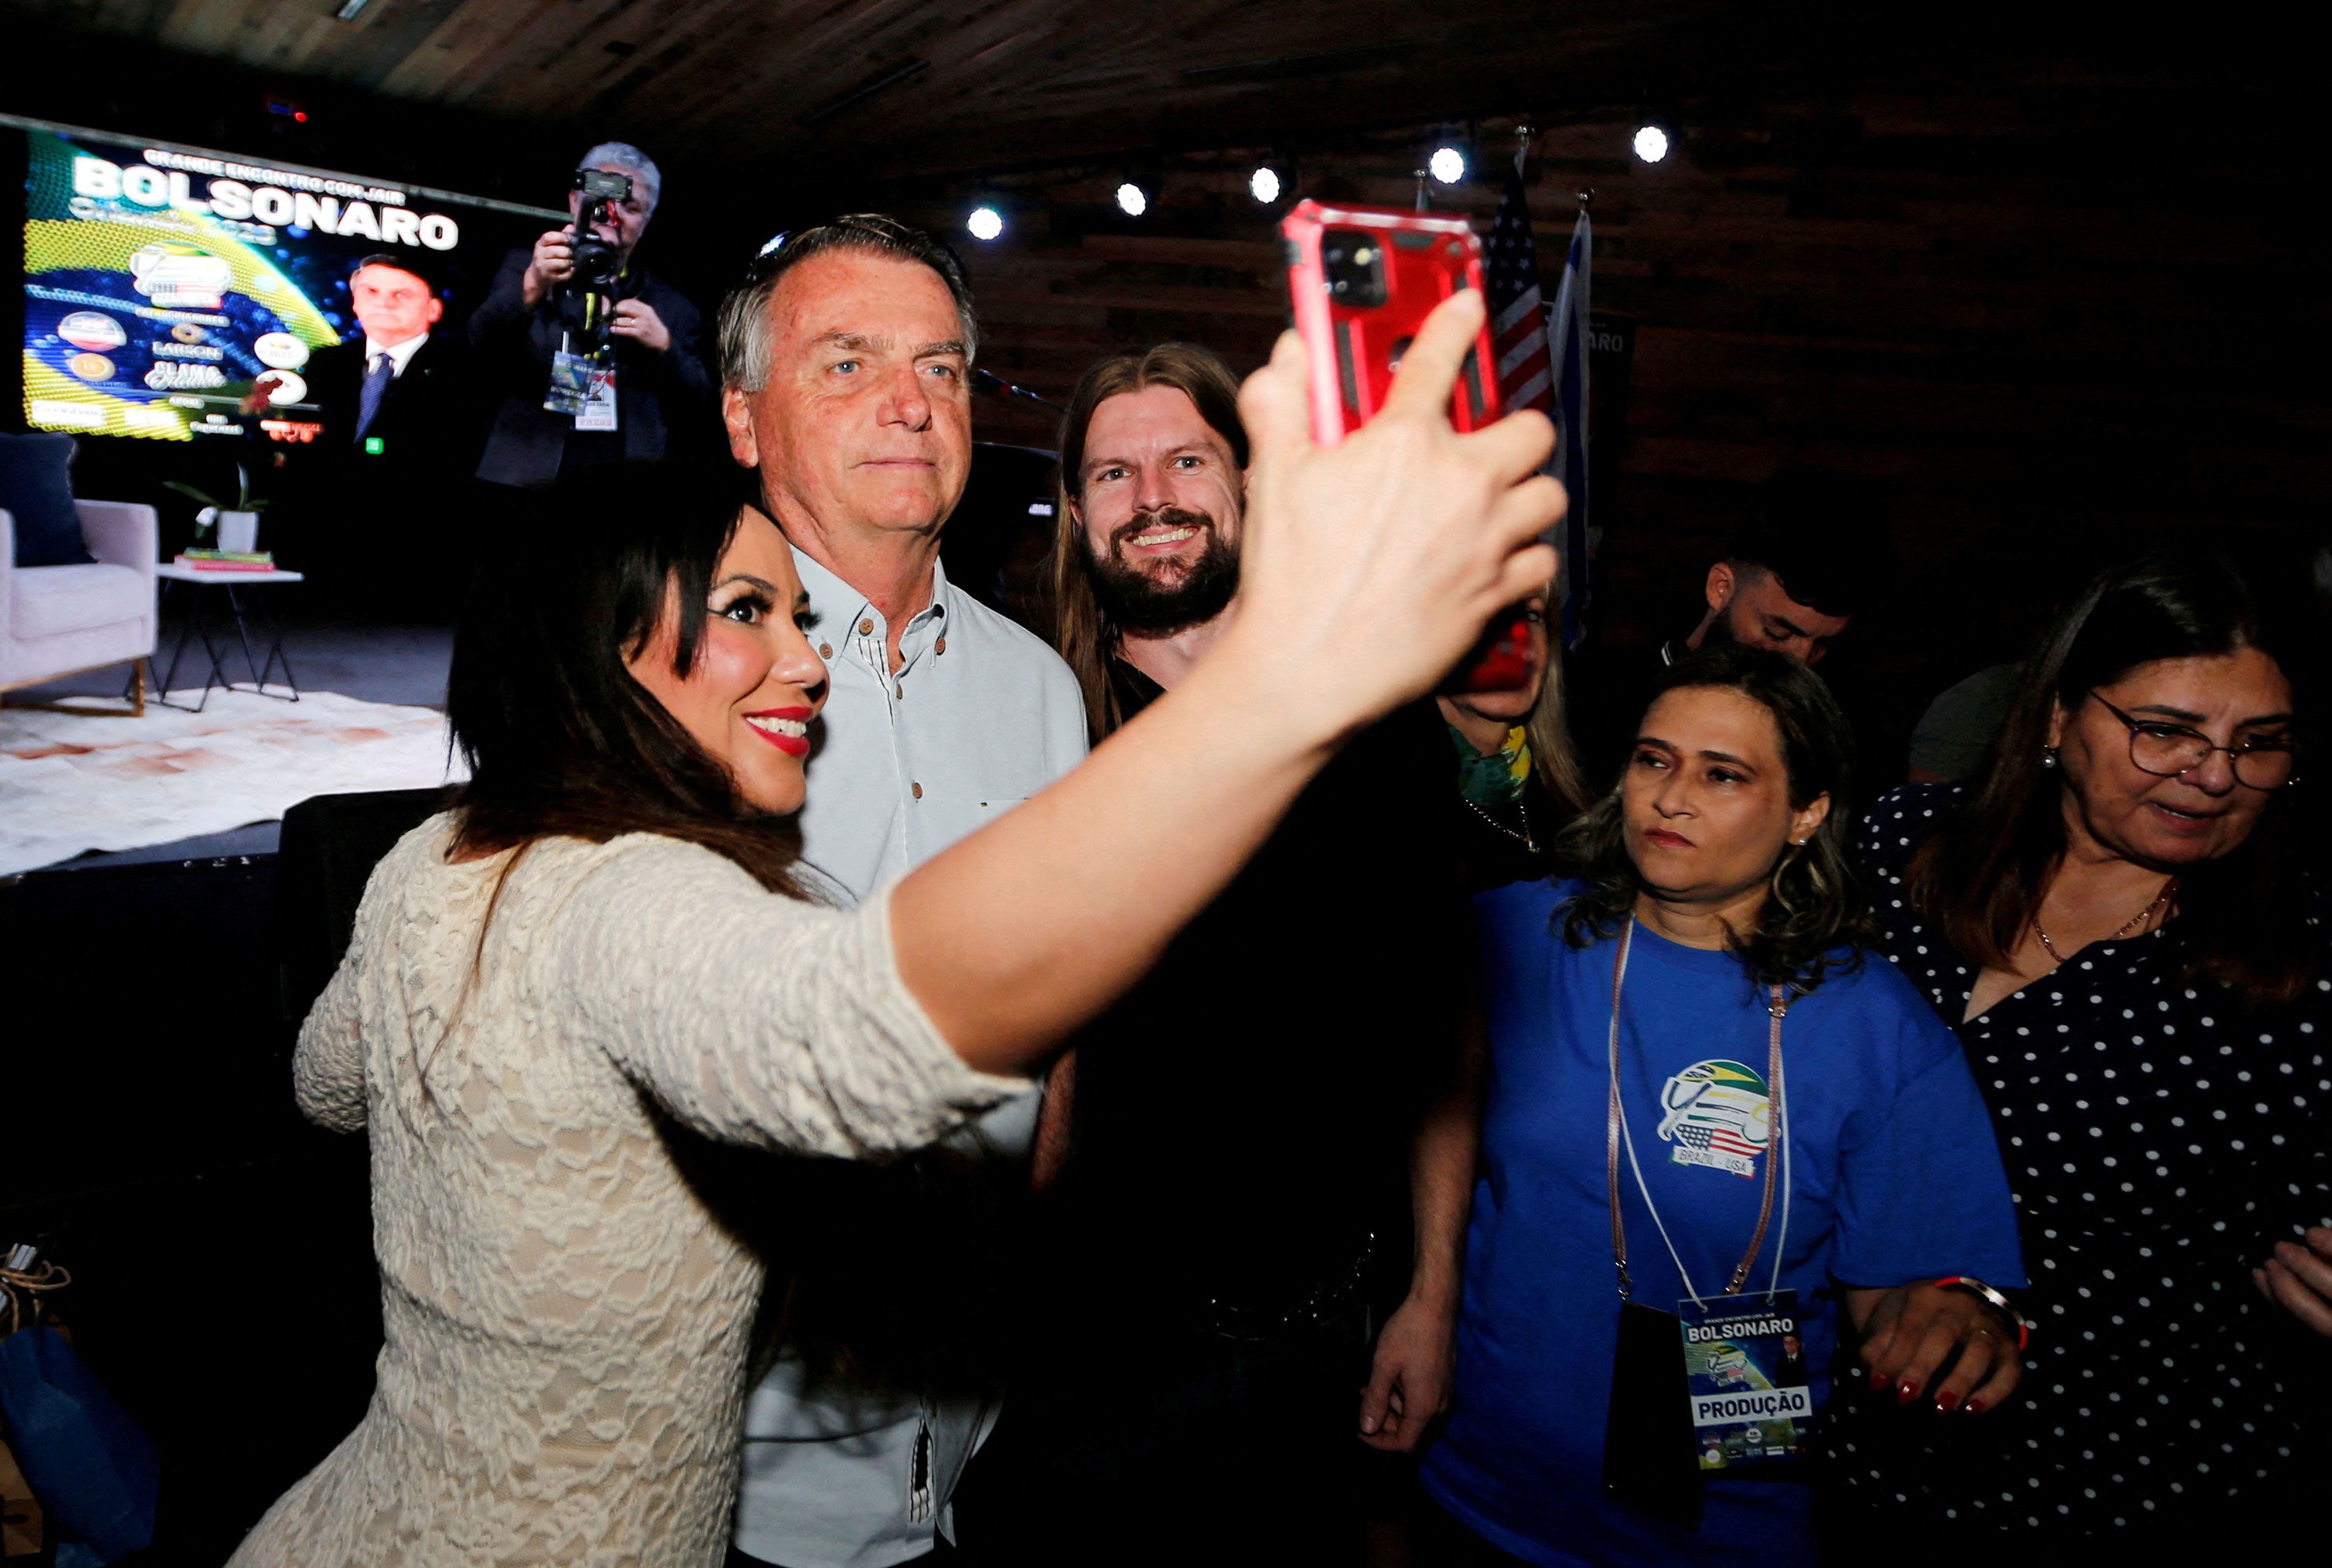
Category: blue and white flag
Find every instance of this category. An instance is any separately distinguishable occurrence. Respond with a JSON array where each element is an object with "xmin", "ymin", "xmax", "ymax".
[{"xmin": 1543, "ymin": 205, "xmax": 1592, "ymax": 648}]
